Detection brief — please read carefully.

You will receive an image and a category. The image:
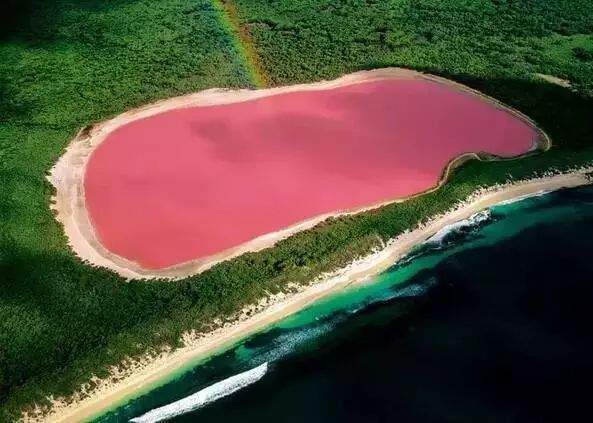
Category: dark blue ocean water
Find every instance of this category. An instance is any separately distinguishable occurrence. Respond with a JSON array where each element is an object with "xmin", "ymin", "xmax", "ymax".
[{"xmin": 98, "ymin": 184, "xmax": 593, "ymax": 423}]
